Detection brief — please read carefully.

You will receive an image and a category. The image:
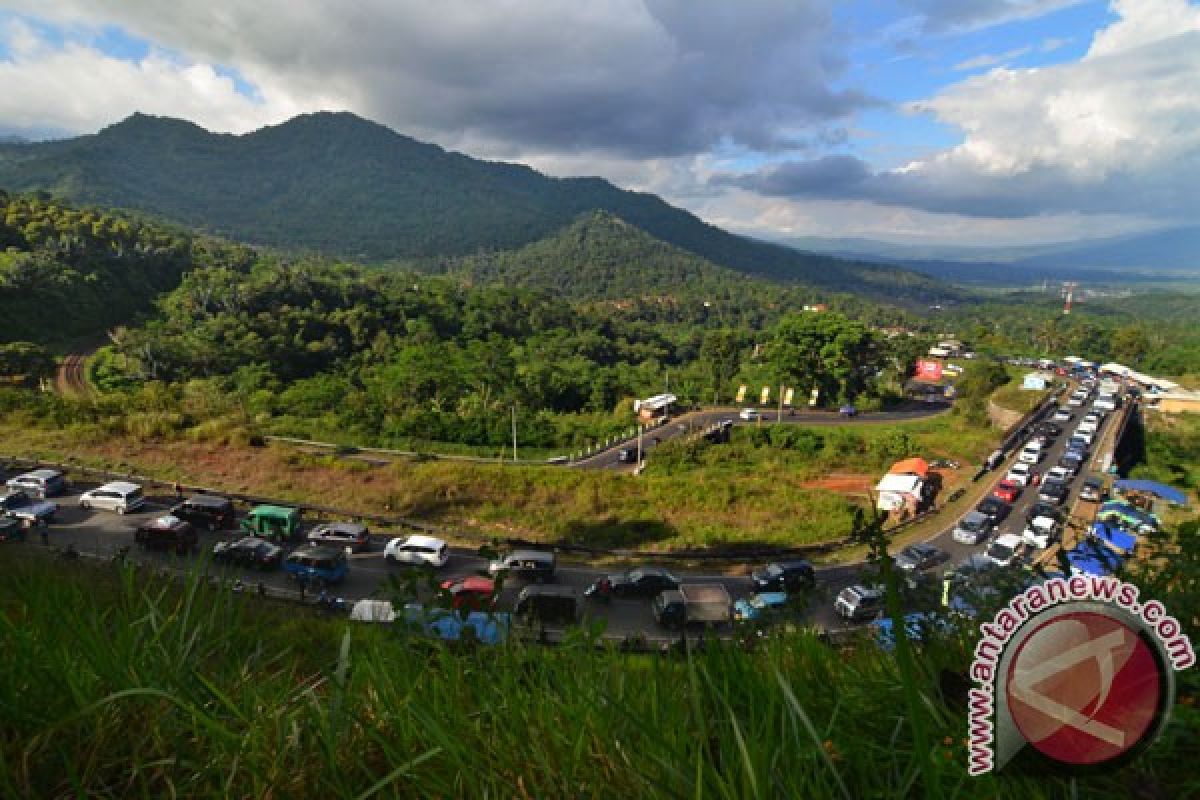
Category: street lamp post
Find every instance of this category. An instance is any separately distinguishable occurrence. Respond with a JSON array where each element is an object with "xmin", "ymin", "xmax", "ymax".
[{"xmin": 511, "ymin": 404, "xmax": 518, "ymax": 462}]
